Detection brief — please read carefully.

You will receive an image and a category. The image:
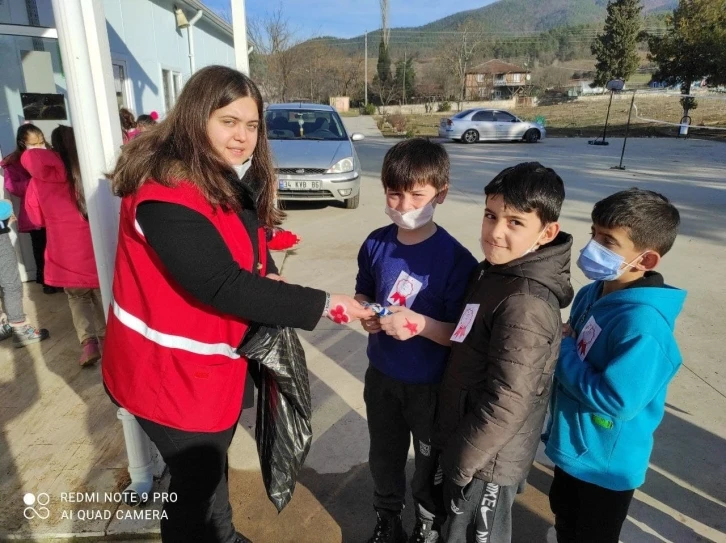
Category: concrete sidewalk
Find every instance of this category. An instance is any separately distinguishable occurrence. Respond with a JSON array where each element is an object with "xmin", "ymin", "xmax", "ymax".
[{"xmin": 1, "ymin": 136, "xmax": 725, "ymax": 542}]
